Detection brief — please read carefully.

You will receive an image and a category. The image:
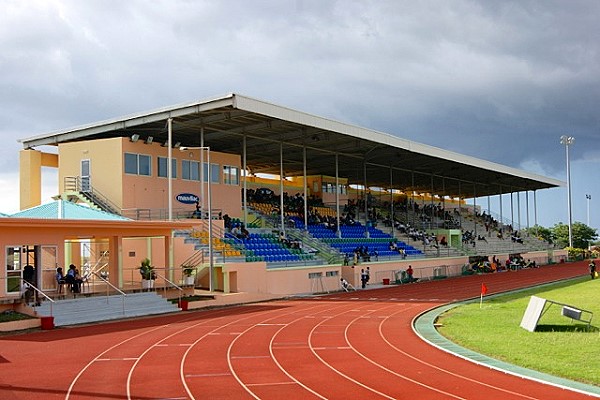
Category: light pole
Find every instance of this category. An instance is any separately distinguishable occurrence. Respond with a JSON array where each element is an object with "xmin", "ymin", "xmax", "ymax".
[
  {"xmin": 180, "ymin": 146, "xmax": 214, "ymax": 292},
  {"xmin": 560, "ymin": 135, "xmax": 575, "ymax": 248},
  {"xmin": 586, "ymin": 194, "xmax": 592, "ymax": 249}
]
